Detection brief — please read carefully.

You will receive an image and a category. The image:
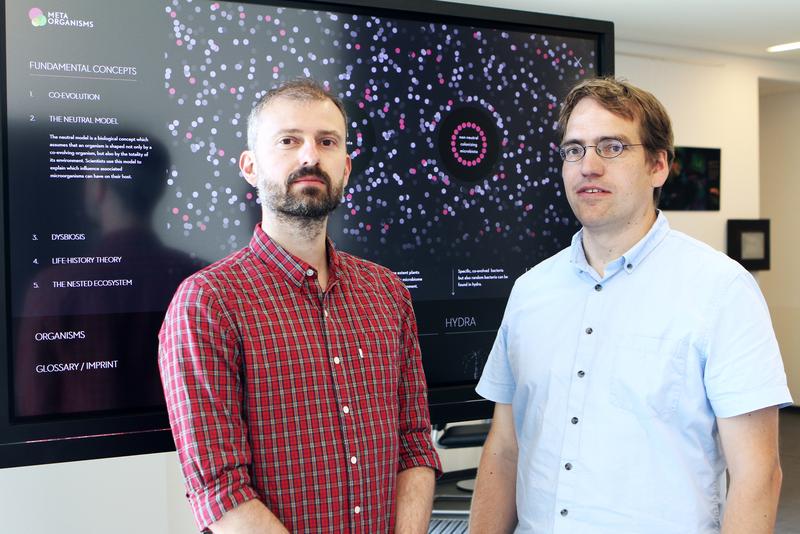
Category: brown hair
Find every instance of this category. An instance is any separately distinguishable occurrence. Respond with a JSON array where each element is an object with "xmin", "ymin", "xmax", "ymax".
[
  {"xmin": 558, "ymin": 77, "xmax": 674, "ymax": 206},
  {"xmin": 246, "ymin": 78, "xmax": 348, "ymax": 151}
]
